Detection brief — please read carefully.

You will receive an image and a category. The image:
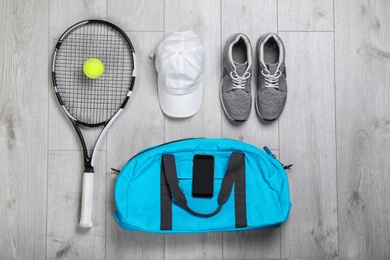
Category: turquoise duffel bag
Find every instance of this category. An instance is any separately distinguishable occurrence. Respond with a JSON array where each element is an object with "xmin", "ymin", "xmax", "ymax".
[{"xmin": 114, "ymin": 138, "xmax": 291, "ymax": 233}]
